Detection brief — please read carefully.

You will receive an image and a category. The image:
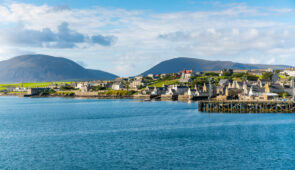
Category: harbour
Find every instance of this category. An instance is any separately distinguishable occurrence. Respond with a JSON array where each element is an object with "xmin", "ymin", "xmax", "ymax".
[{"xmin": 198, "ymin": 100, "xmax": 295, "ymax": 113}]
